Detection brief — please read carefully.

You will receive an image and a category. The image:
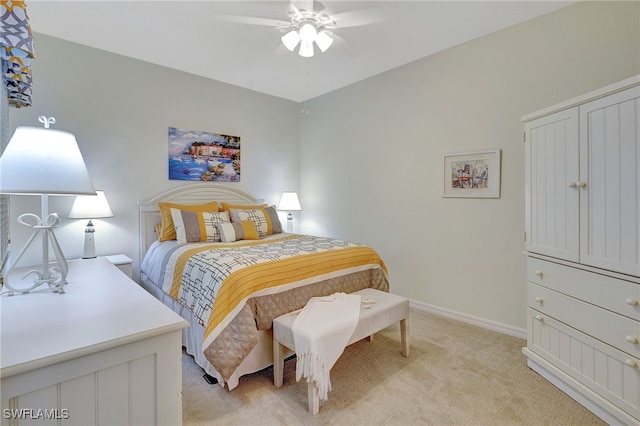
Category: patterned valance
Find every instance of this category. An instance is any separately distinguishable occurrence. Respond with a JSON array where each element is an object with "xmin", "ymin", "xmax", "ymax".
[{"xmin": 0, "ymin": 0, "xmax": 35, "ymax": 108}]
